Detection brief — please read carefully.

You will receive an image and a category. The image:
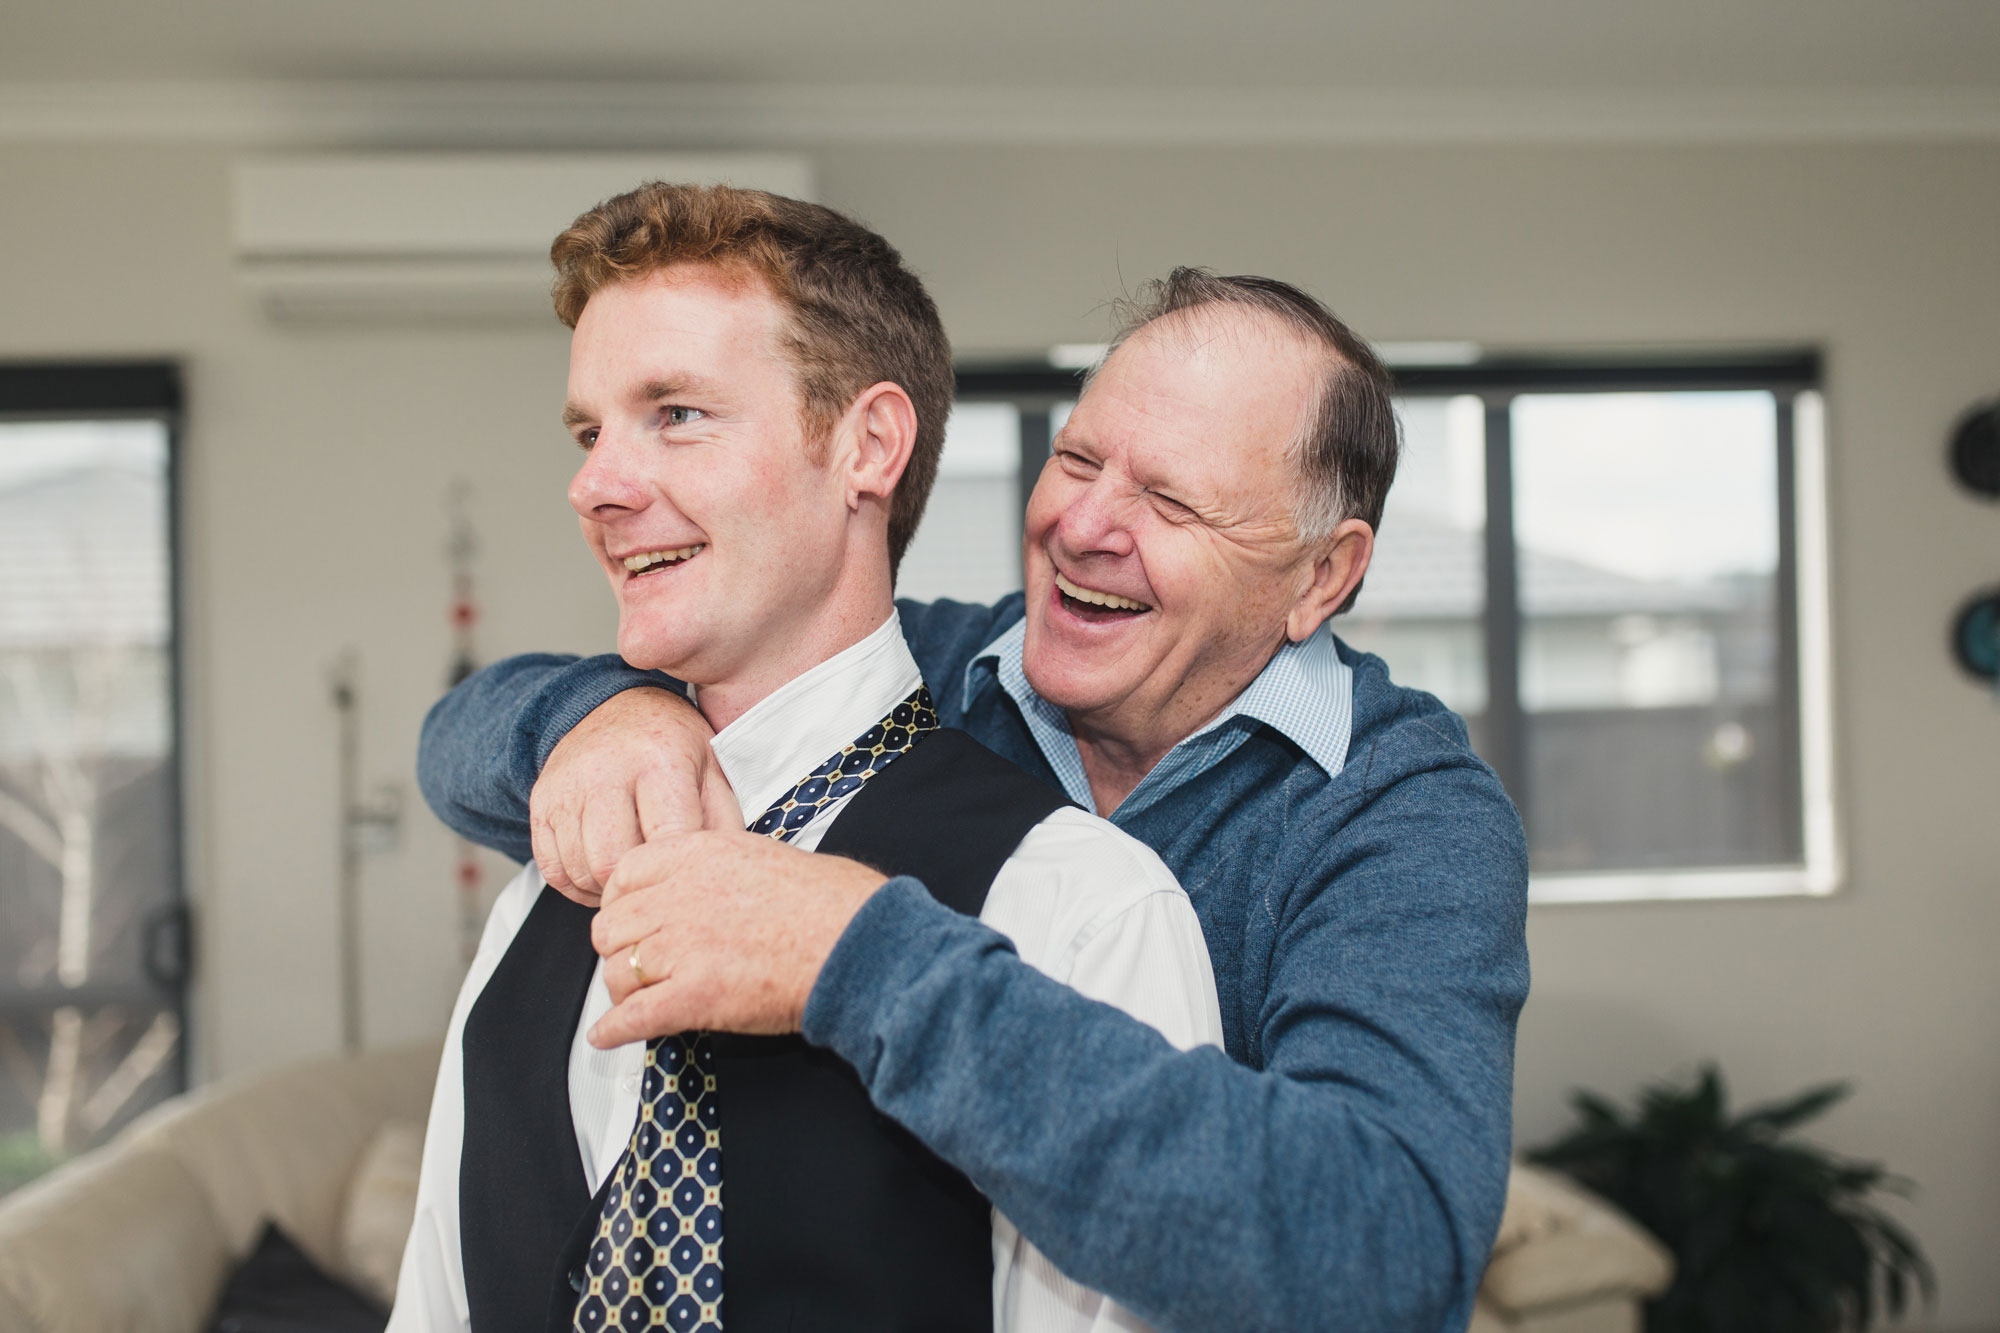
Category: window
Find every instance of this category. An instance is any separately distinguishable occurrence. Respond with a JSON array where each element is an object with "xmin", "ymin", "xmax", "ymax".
[
  {"xmin": 954, "ymin": 354, "xmax": 1836, "ymax": 904},
  {"xmin": 0, "ymin": 364, "xmax": 188, "ymax": 1194},
  {"xmin": 895, "ymin": 368, "xmax": 1073, "ymax": 606},
  {"xmin": 1347, "ymin": 354, "xmax": 1837, "ymax": 901},
  {"xmin": 896, "ymin": 401, "xmax": 1031, "ymax": 605}
]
